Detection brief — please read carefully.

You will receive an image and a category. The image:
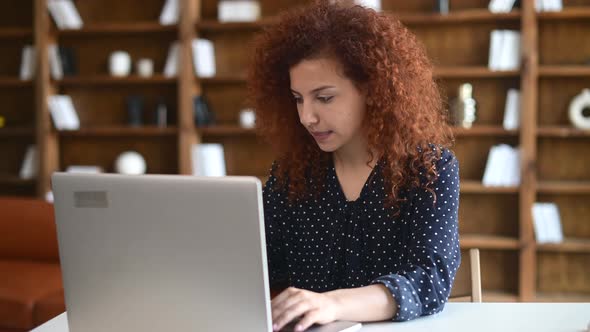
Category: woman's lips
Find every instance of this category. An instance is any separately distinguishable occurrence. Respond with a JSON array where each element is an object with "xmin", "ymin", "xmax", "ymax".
[{"xmin": 311, "ymin": 131, "xmax": 333, "ymax": 141}]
